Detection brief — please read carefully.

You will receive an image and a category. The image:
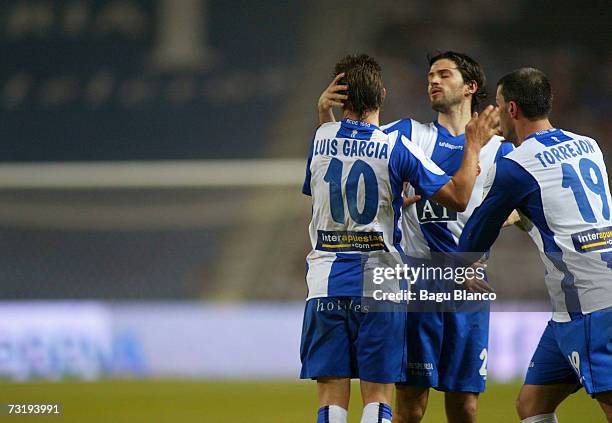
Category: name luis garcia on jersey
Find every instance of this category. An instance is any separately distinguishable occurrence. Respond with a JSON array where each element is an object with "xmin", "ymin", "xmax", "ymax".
[
  {"xmin": 534, "ymin": 138, "xmax": 595, "ymax": 168},
  {"xmin": 313, "ymin": 138, "xmax": 389, "ymax": 159}
]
